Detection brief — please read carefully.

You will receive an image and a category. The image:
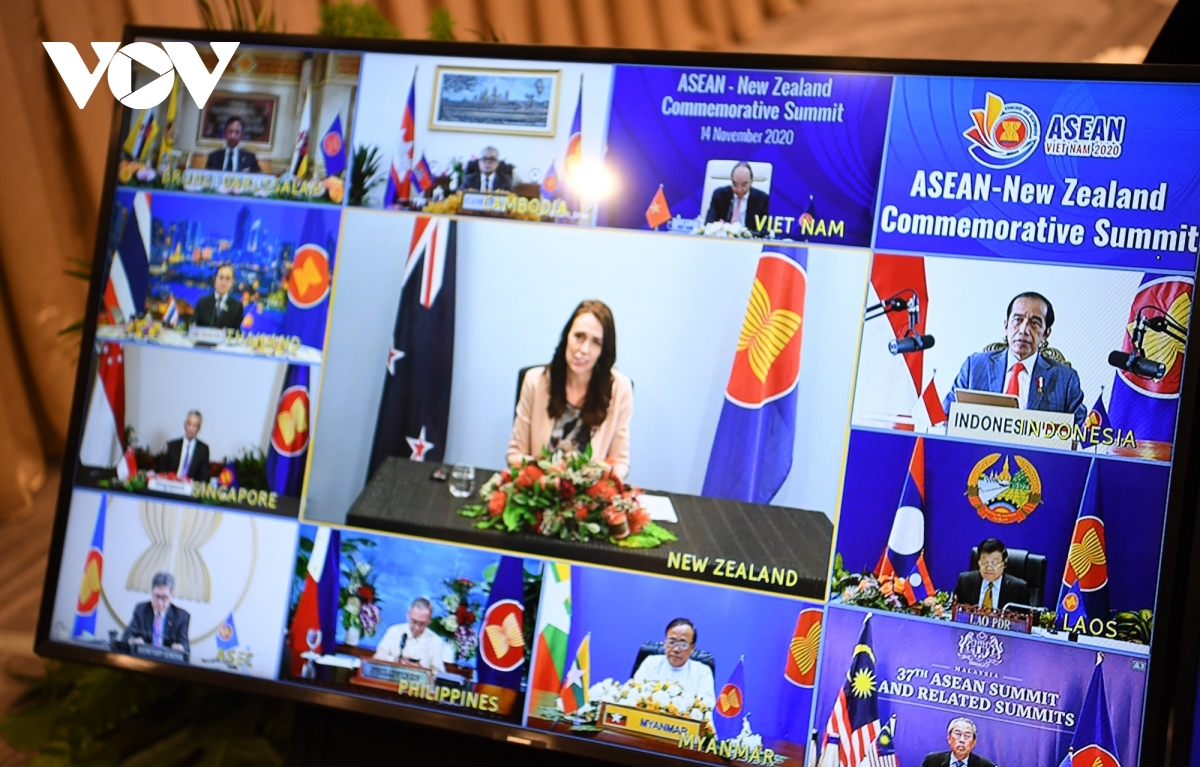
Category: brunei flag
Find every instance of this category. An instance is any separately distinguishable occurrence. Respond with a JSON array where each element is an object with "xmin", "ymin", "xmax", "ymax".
[
  {"xmin": 384, "ymin": 73, "xmax": 417, "ymax": 207},
  {"xmin": 714, "ymin": 657, "xmax": 747, "ymax": 741},
  {"xmin": 1056, "ymin": 458, "xmax": 1109, "ymax": 625},
  {"xmin": 73, "ymin": 495, "xmax": 107, "ymax": 638},
  {"xmin": 528, "ymin": 563, "xmax": 571, "ymax": 716},
  {"xmin": 560, "ymin": 633, "xmax": 590, "ymax": 715},
  {"xmin": 875, "ymin": 437, "xmax": 934, "ymax": 606},
  {"xmin": 702, "ymin": 246, "xmax": 807, "ymax": 503},
  {"xmin": 123, "ymin": 109, "xmax": 158, "ymax": 163},
  {"xmin": 1064, "ymin": 654, "xmax": 1122, "ymax": 767},
  {"xmin": 820, "ymin": 614, "xmax": 881, "ymax": 767},
  {"xmin": 476, "ymin": 557, "xmax": 528, "ymax": 715}
]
